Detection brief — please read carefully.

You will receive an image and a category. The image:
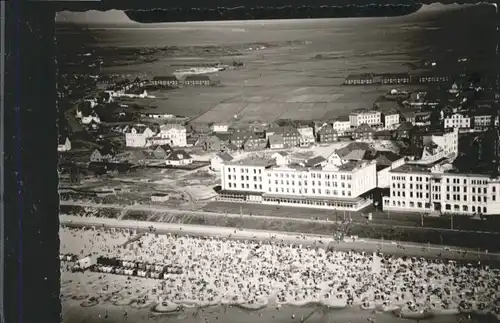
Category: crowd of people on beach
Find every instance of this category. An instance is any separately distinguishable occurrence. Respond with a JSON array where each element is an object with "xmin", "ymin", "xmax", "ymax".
[{"xmin": 60, "ymin": 226, "xmax": 500, "ymax": 319}]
